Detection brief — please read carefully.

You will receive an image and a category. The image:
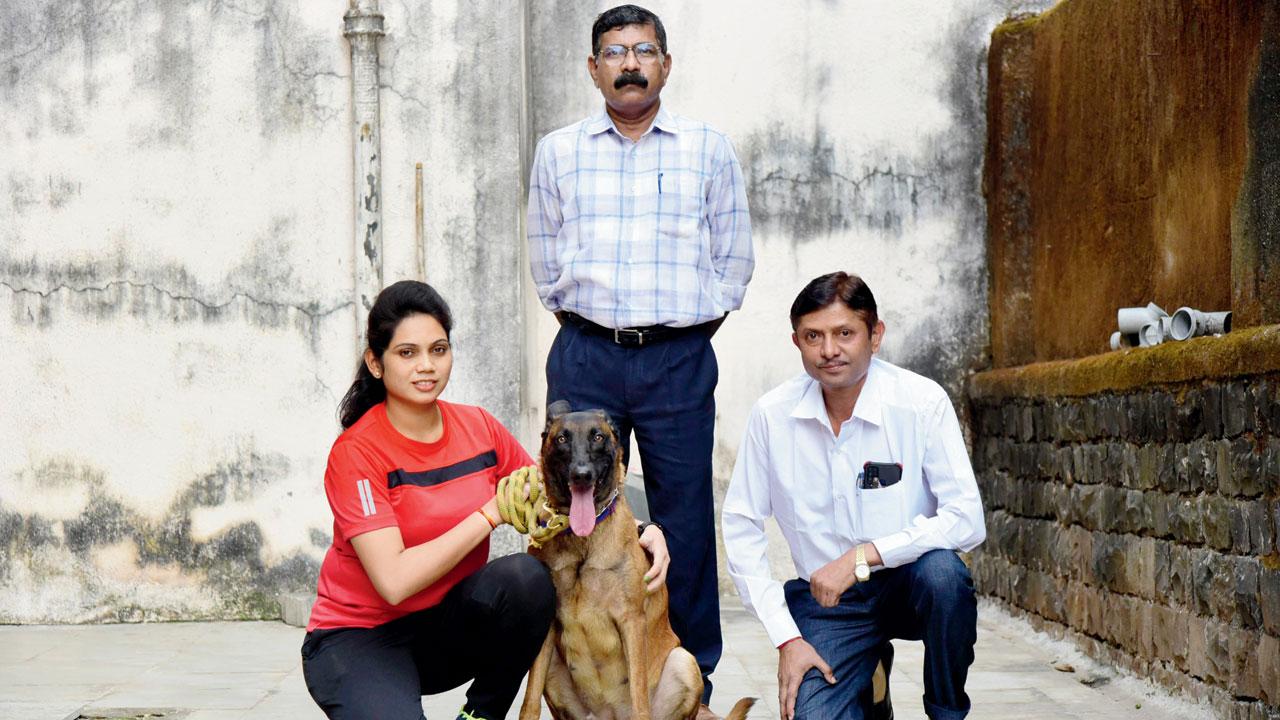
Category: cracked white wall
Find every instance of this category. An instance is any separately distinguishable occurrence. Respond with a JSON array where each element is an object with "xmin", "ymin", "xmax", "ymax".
[
  {"xmin": 1, "ymin": 0, "xmax": 1054, "ymax": 621},
  {"xmin": 1, "ymin": 1, "xmax": 357, "ymax": 622},
  {"xmin": 0, "ymin": 0, "xmax": 529, "ymax": 622}
]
